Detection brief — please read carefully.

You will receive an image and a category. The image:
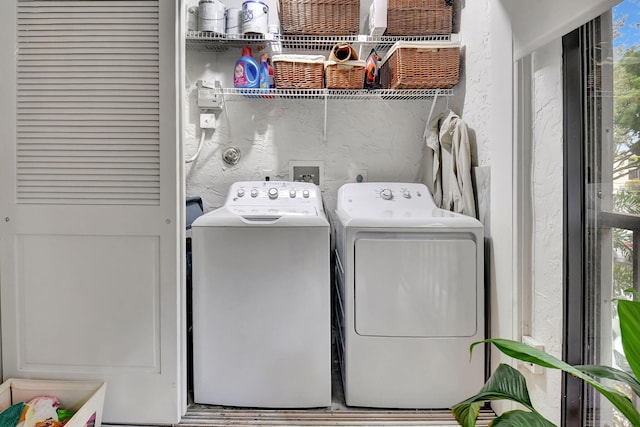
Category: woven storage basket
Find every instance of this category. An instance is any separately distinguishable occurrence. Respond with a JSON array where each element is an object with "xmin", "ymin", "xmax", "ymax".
[
  {"xmin": 386, "ymin": 0, "xmax": 452, "ymax": 35},
  {"xmin": 380, "ymin": 41, "xmax": 460, "ymax": 89},
  {"xmin": 272, "ymin": 55, "xmax": 325, "ymax": 89},
  {"xmin": 325, "ymin": 60, "xmax": 365, "ymax": 89},
  {"xmin": 279, "ymin": 0, "xmax": 360, "ymax": 35}
]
